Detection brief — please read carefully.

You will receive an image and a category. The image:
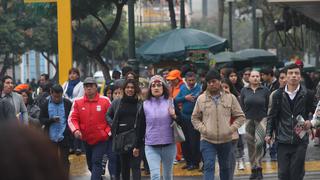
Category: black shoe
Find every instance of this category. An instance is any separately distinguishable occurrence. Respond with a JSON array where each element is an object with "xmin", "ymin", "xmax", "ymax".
[
  {"xmin": 187, "ymin": 165, "xmax": 199, "ymax": 171},
  {"xmin": 257, "ymin": 167, "xmax": 263, "ymax": 179},
  {"xmin": 75, "ymin": 148, "xmax": 82, "ymax": 156},
  {"xmin": 145, "ymin": 170, "xmax": 150, "ymax": 175},
  {"xmin": 181, "ymin": 164, "xmax": 189, "ymax": 169},
  {"xmin": 249, "ymin": 168, "xmax": 258, "ymax": 179}
]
